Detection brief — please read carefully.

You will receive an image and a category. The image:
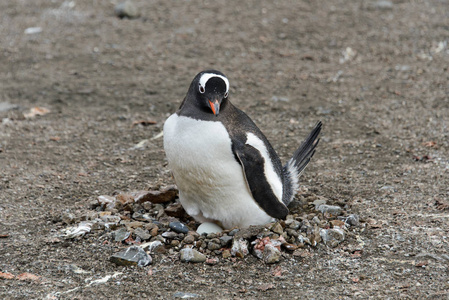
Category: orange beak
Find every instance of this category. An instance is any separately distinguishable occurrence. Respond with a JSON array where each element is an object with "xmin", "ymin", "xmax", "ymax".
[{"xmin": 208, "ymin": 99, "xmax": 220, "ymax": 116}]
